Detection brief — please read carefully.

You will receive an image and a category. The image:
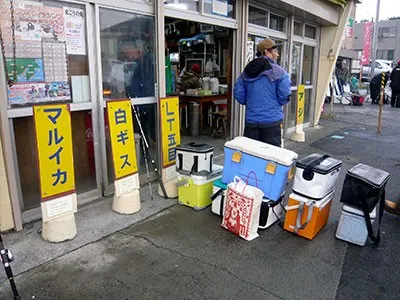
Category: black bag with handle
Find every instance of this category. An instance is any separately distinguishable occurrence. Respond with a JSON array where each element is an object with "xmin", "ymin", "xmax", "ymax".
[{"xmin": 340, "ymin": 163, "xmax": 390, "ymax": 245}]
